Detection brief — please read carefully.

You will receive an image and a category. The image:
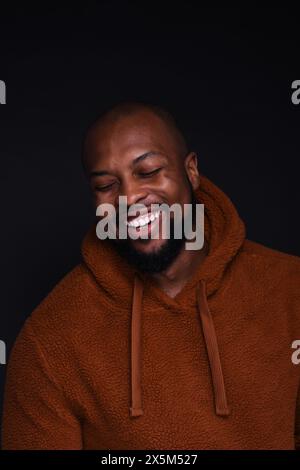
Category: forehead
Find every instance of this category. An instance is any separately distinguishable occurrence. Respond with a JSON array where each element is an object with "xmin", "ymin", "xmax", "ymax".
[{"xmin": 84, "ymin": 110, "xmax": 179, "ymax": 166}]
